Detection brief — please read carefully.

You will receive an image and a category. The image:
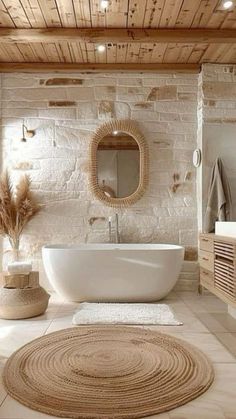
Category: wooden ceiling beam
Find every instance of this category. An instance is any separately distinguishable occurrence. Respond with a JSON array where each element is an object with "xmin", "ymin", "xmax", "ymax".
[
  {"xmin": 0, "ymin": 62, "xmax": 200, "ymax": 73},
  {"xmin": 0, "ymin": 28, "xmax": 236, "ymax": 44}
]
